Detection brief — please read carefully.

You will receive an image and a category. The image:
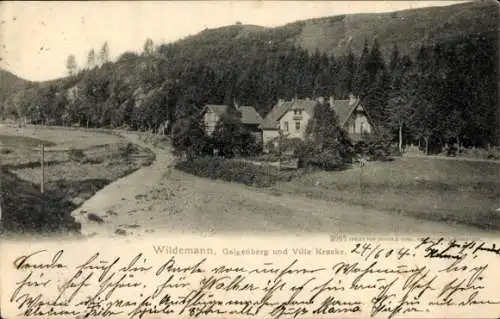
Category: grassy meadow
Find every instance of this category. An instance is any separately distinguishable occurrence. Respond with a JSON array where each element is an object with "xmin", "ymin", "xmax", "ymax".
[
  {"xmin": 0, "ymin": 126, "xmax": 155, "ymax": 235},
  {"xmin": 273, "ymin": 157, "xmax": 500, "ymax": 231}
]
